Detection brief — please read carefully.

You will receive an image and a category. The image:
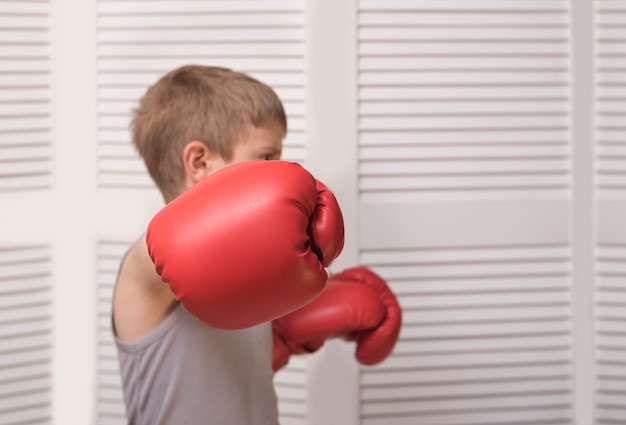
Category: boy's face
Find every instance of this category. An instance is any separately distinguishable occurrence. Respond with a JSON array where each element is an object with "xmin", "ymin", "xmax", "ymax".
[{"xmin": 212, "ymin": 121, "xmax": 284, "ymax": 173}]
